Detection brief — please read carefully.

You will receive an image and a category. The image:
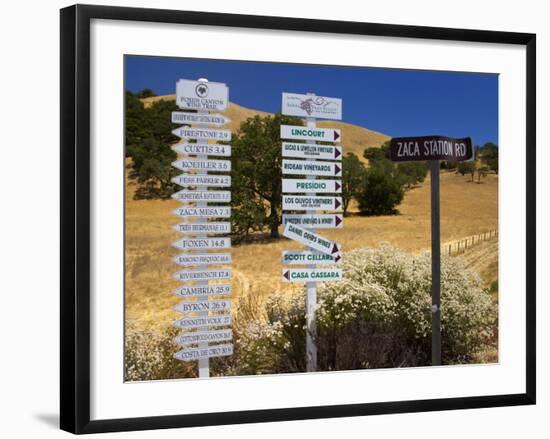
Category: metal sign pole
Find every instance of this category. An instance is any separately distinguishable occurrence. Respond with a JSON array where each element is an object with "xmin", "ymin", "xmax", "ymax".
[{"xmin": 430, "ymin": 160, "xmax": 442, "ymax": 366}]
